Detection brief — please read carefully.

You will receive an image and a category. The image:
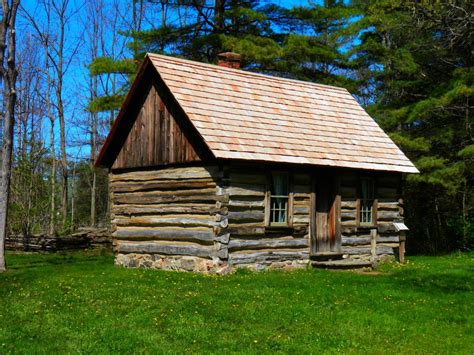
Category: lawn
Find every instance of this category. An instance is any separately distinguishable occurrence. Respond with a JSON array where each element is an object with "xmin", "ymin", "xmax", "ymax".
[{"xmin": 0, "ymin": 251, "xmax": 472, "ymax": 353}]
